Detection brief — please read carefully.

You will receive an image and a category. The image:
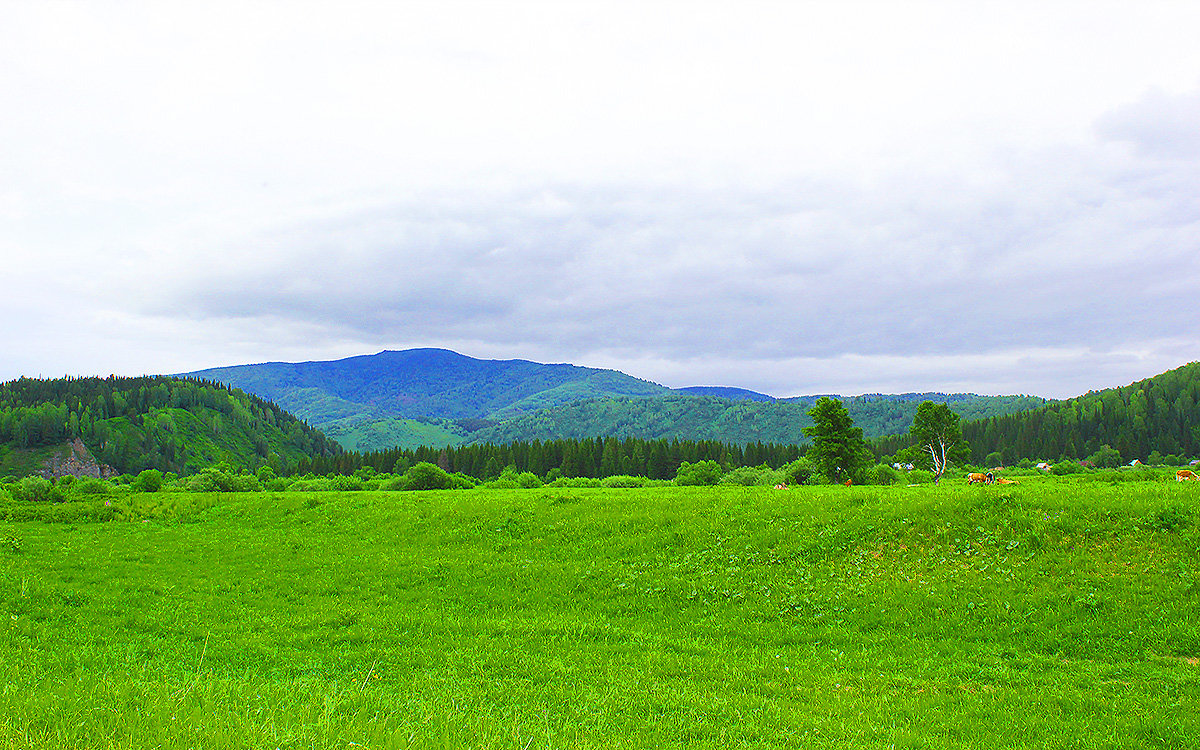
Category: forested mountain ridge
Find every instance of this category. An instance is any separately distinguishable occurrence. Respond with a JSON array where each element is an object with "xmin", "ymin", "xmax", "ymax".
[
  {"xmin": 0, "ymin": 376, "xmax": 342, "ymax": 477},
  {"xmin": 186, "ymin": 348, "xmax": 1049, "ymax": 450},
  {"xmin": 183, "ymin": 349, "xmax": 673, "ymax": 424},
  {"xmin": 464, "ymin": 392, "xmax": 1049, "ymax": 445},
  {"xmin": 956, "ymin": 361, "xmax": 1200, "ymax": 463}
]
